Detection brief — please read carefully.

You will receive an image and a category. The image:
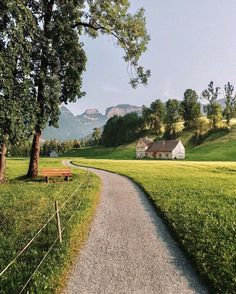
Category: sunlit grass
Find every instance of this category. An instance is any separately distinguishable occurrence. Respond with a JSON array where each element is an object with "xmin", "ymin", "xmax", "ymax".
[{"xmin": 0, "ymin": 158, "xmax": 101, "ymax": 293}]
